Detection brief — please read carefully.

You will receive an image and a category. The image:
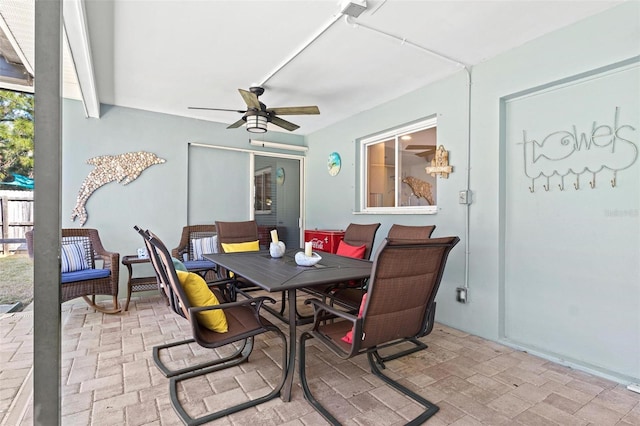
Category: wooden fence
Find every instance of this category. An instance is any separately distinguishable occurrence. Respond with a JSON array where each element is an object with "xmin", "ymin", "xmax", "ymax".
[{"xmin": 0, "ymin": 190, "xmax": 34, "ymax": 255}]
